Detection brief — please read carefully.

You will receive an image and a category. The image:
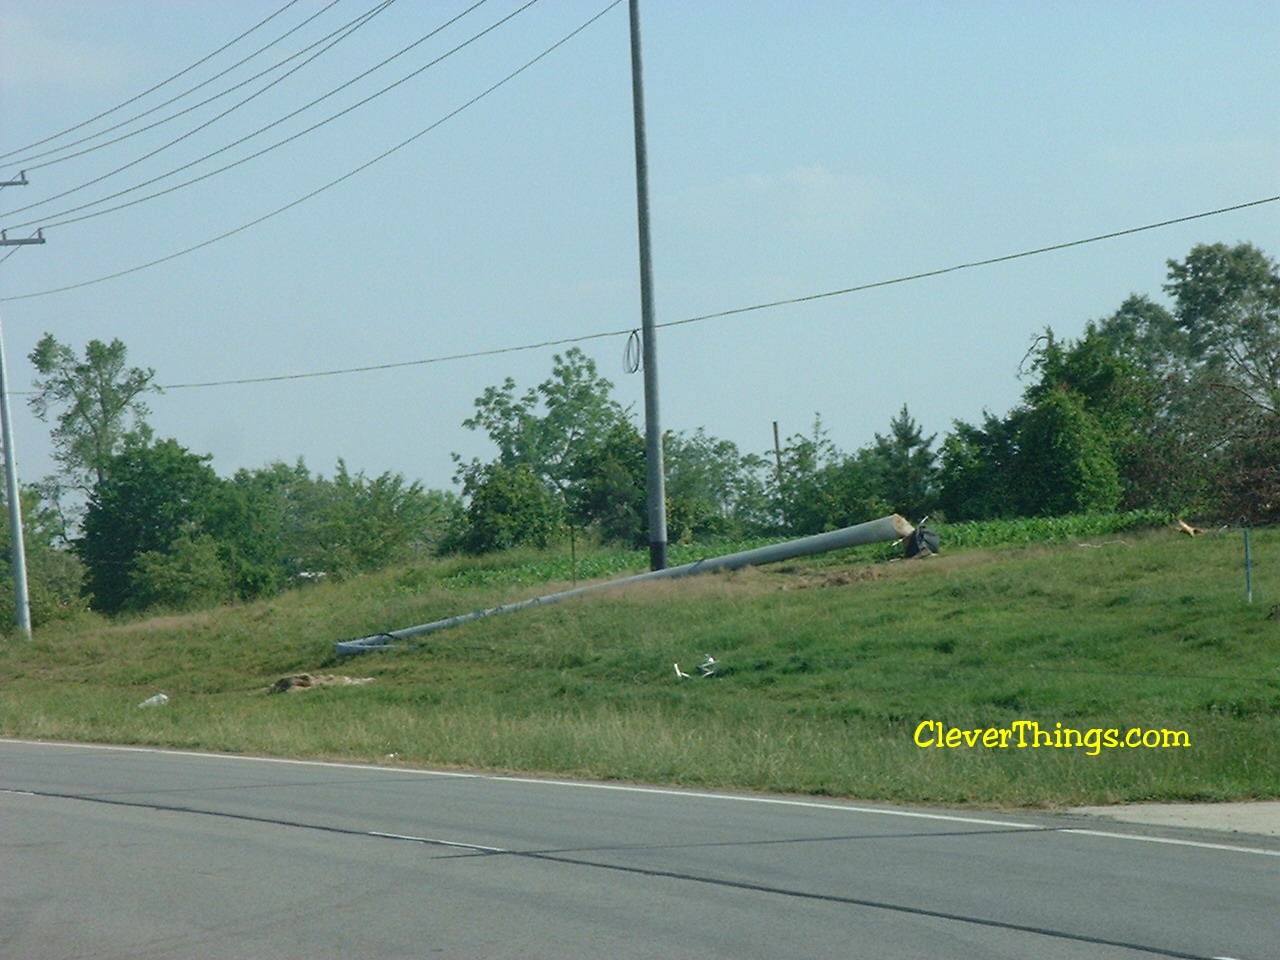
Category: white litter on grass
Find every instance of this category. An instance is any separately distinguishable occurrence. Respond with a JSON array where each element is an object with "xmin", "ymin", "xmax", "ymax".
[
  {"xmin": 138, "ymin": 693, "xmax": 169, "ymax": 708},
  {"xmin": 675, "ymin": 657, "xmax": 721, "ymax": 680}
]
